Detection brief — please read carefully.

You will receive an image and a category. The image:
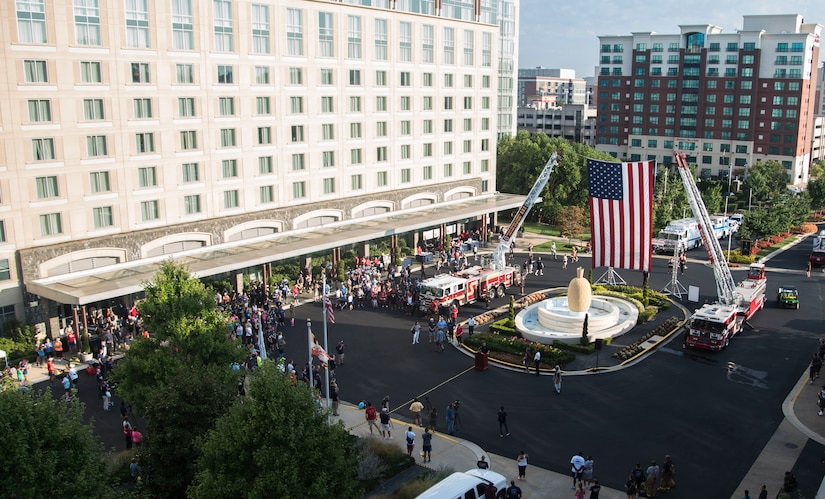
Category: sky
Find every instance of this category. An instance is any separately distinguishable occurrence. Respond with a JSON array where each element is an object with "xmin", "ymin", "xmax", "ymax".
[{"xmin": 517, "ymin": 0, "xmax": 825, "ymax": 78}]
